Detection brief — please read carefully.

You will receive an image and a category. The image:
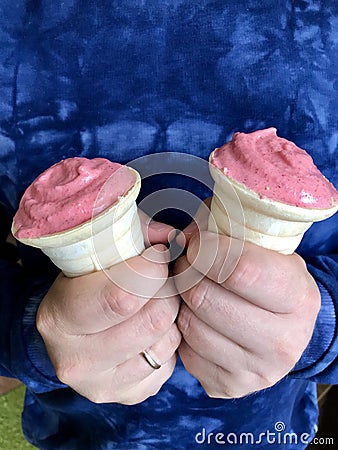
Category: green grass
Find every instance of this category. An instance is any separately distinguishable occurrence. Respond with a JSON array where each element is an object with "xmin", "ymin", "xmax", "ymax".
[{"xmin": 0, "ymin": 386, "xmax": 35, "ymax": 449}]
